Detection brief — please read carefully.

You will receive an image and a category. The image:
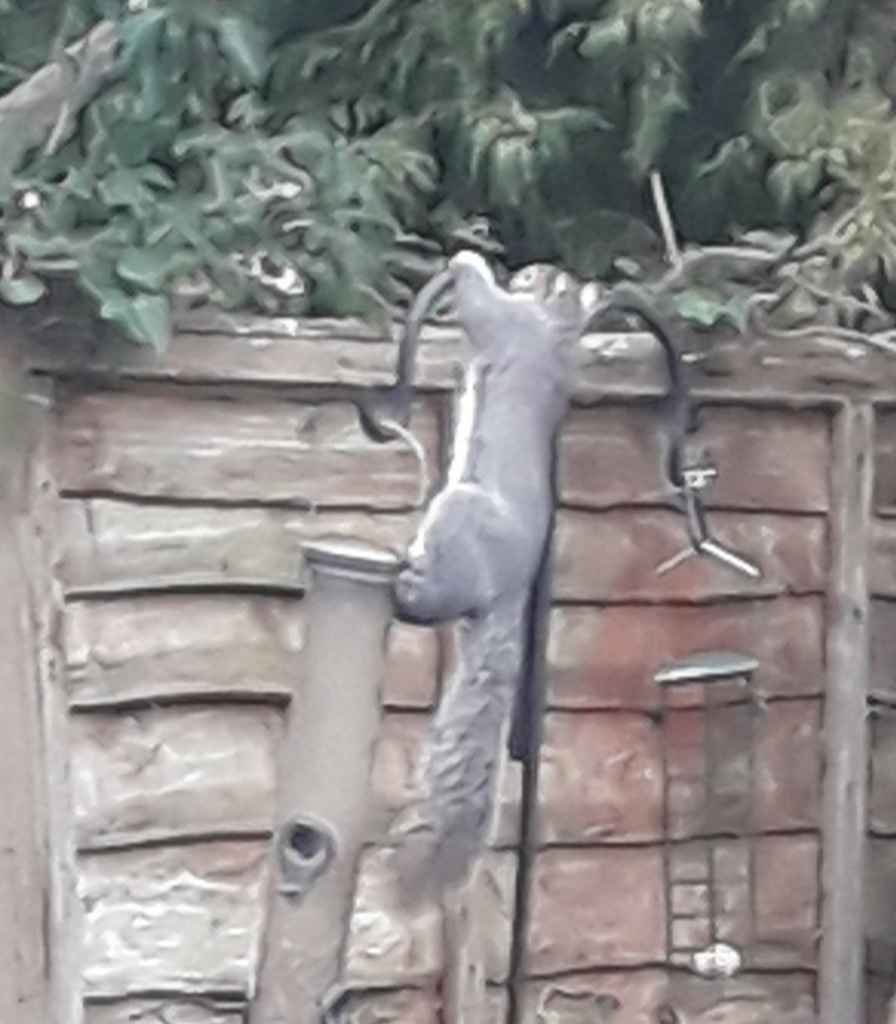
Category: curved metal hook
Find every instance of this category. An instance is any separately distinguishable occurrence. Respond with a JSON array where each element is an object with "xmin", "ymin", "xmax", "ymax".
[
  {"xmin": 583, "ymin": 285, "xmax": 693, "ymax": 491},
  {"xmin": 584, "ymin": 287, "xmax": 761, "ymax": 580},
  {"xmin": 357, "ymin": 267, "xmax": 455, "ymax": 443}
]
